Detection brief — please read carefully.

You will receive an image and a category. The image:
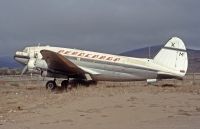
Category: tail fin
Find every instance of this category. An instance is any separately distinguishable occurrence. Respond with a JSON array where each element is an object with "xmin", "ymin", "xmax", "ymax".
[{"xmin": 153, "ymin": 37, "xmax": 188, "ymax": 76}]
